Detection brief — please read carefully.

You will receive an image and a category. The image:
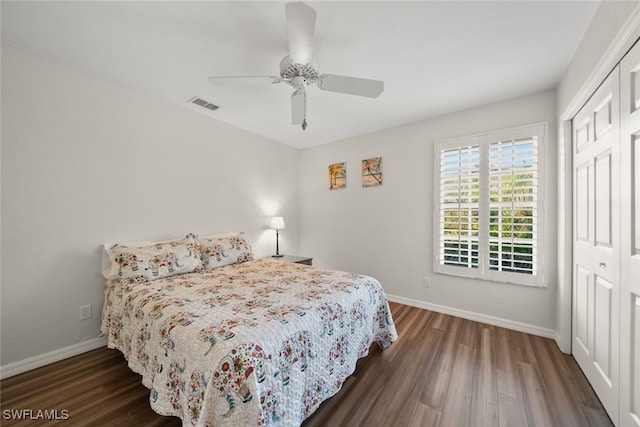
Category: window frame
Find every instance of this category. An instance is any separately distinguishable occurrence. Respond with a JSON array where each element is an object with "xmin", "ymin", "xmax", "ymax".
[{"xmin": 433, "ymin": 123, "xmax": 546, "ymax": 287}]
